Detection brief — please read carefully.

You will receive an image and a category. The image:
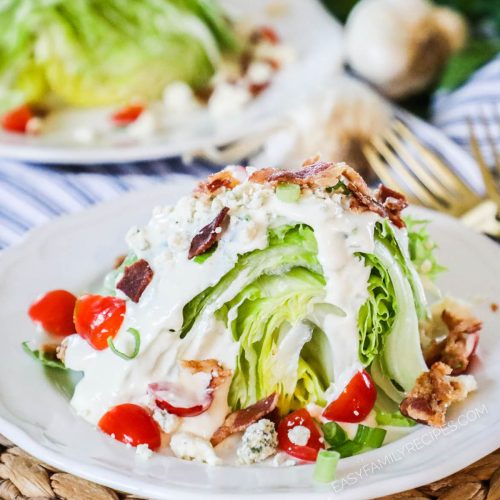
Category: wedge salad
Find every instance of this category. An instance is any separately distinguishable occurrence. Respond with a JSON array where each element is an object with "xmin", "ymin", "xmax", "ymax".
[
  {"xmin": 25, "ymin": 160, "xmax": 482, "ymax": 480},
  {"xmin": 0, "ymin": 0, "xmax": 292, "ymax": 139}
]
